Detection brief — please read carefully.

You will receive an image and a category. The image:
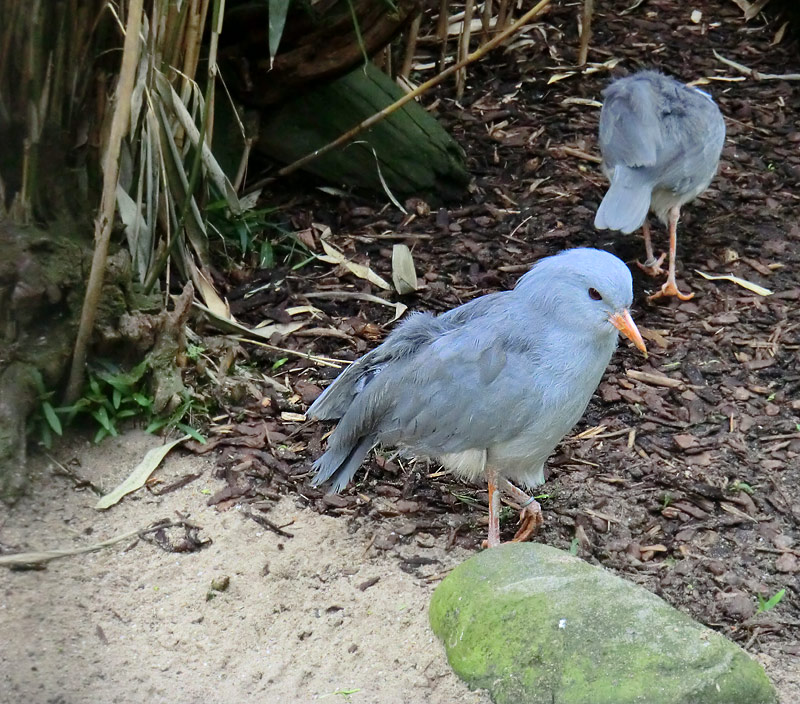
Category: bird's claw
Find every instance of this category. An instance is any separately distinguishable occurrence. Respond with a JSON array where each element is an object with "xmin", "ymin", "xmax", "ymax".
[
  {"xmin": 648, "ymin": 279, "xmax": 695, "ymax": 302},
  {"xmin": 511, "ymin": 502, "xmax": 543, "ymax": 543},
  {"xmin": 636, "ymin": 254, "xmax": 666, "ymax": 277}
]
